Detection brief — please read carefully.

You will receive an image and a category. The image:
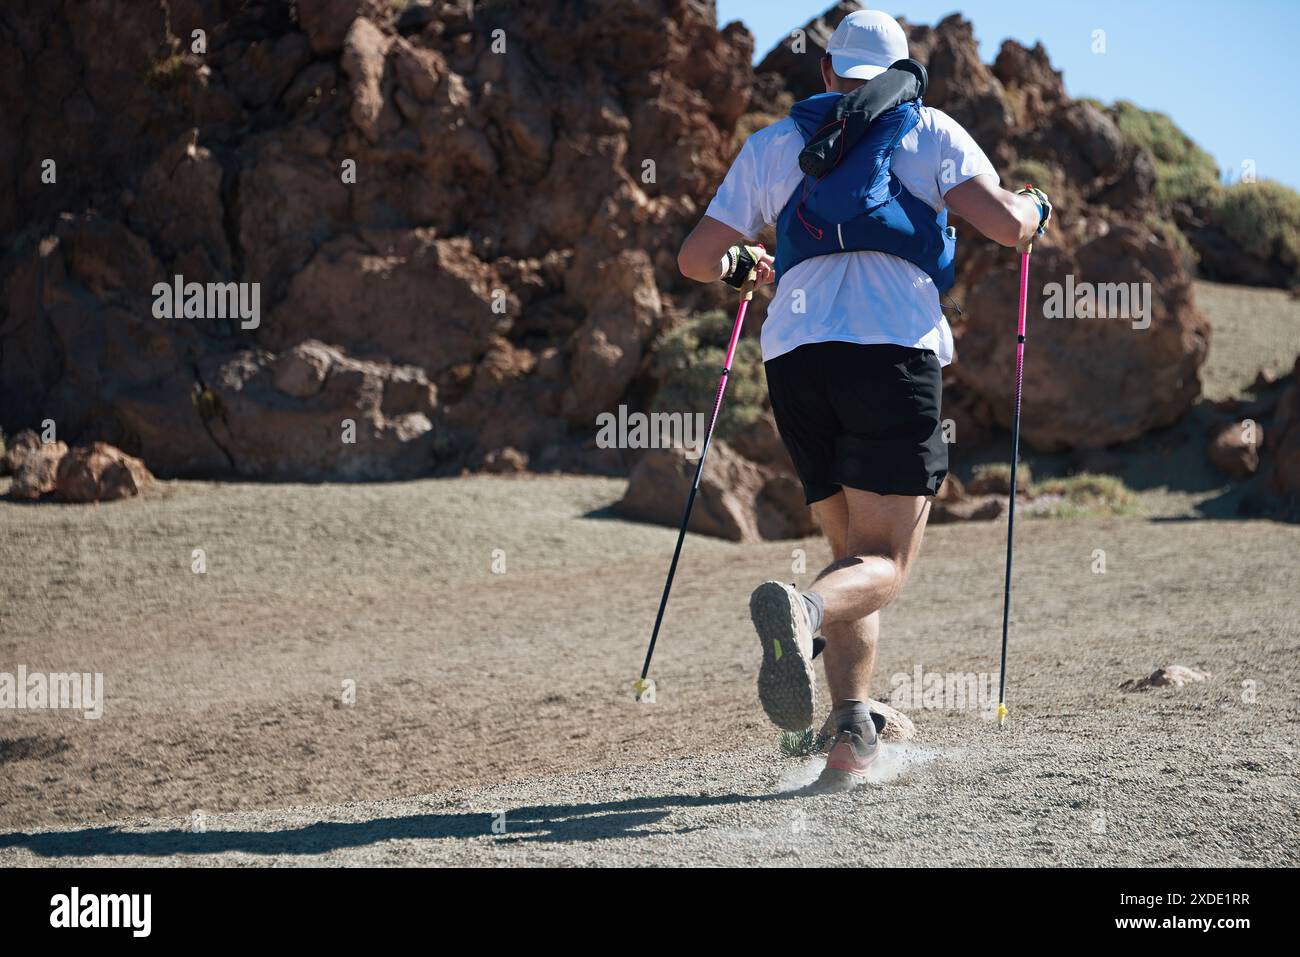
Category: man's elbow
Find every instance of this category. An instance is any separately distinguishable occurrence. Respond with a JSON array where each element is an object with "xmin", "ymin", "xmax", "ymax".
[{"xmin": 676, "ymin": 247, "xmax": 695, "ymax": 280}]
